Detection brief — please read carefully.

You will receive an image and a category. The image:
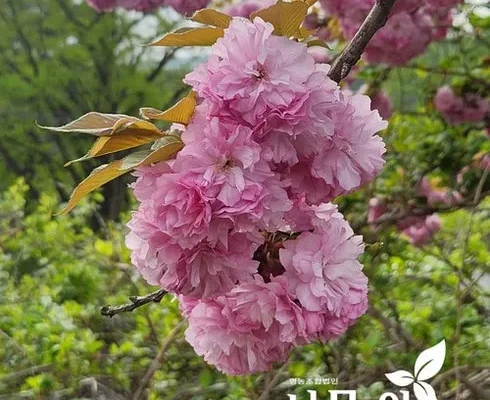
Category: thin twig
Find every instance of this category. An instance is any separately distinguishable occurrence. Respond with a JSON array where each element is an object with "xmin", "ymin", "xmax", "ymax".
[
  {"xmin": 100, "ymin": 289, "xmax": 167, "ymax": 317},
  {"xmin": 0, "ymin": 364, "xmax": 52, "ymax": 382},
  {"xmin": 146, "ymin": 49, "xmax": 178, "ymax": 82},
  {"xmin": 132, "ymin": 321, "xmax": 185, "ymax": 400},
  {"xmin": 328, "ymin": 0, "xmax": 398, "ymax": 83}
]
